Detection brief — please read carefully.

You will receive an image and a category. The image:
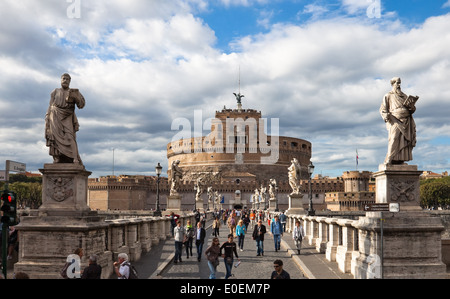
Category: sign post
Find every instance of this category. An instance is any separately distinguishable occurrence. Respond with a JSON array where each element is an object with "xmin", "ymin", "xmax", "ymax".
[{"xmin": 364, "ymin": 202, "xmax": 400, "ymax": 279}]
